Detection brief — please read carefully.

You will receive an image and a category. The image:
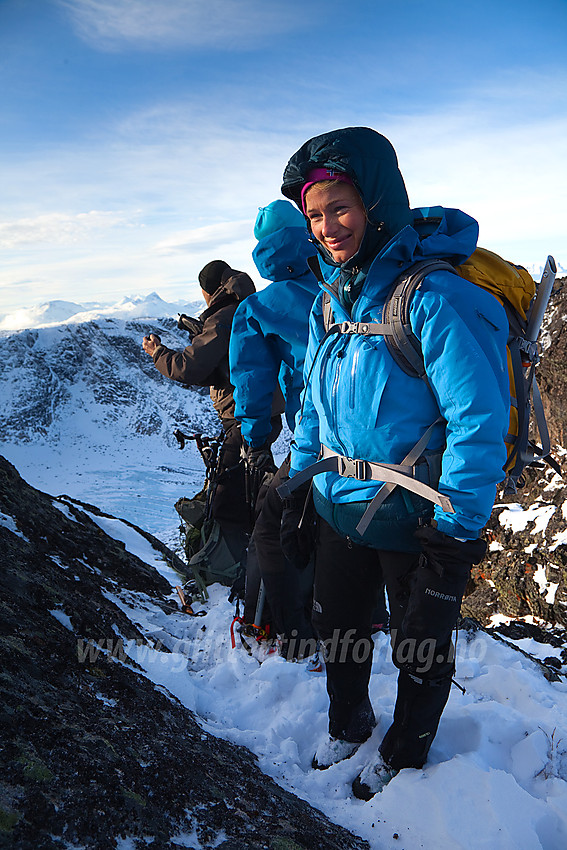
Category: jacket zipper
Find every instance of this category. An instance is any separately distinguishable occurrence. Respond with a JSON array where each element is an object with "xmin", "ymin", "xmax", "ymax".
[
  {"xmin": 331, "ymin": 338, "xmax": 348, "ymax": 456},
  {"xmin": 349, "ymin": 342, "xmax": 360, "ymax": 409}
]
